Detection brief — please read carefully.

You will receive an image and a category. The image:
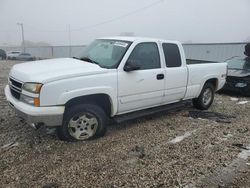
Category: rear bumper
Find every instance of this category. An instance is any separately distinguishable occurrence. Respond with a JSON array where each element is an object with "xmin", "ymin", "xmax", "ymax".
[{"xmin": 5, "ymin": 85, "xmax": 65, "ymax": 127}]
